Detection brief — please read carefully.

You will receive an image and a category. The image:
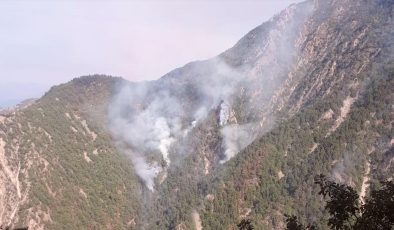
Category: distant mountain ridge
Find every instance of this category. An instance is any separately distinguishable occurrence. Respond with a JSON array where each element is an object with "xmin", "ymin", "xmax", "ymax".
[{"xmin": 0, "ymin": 0, "xmax": 393, "ymax": 229}]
